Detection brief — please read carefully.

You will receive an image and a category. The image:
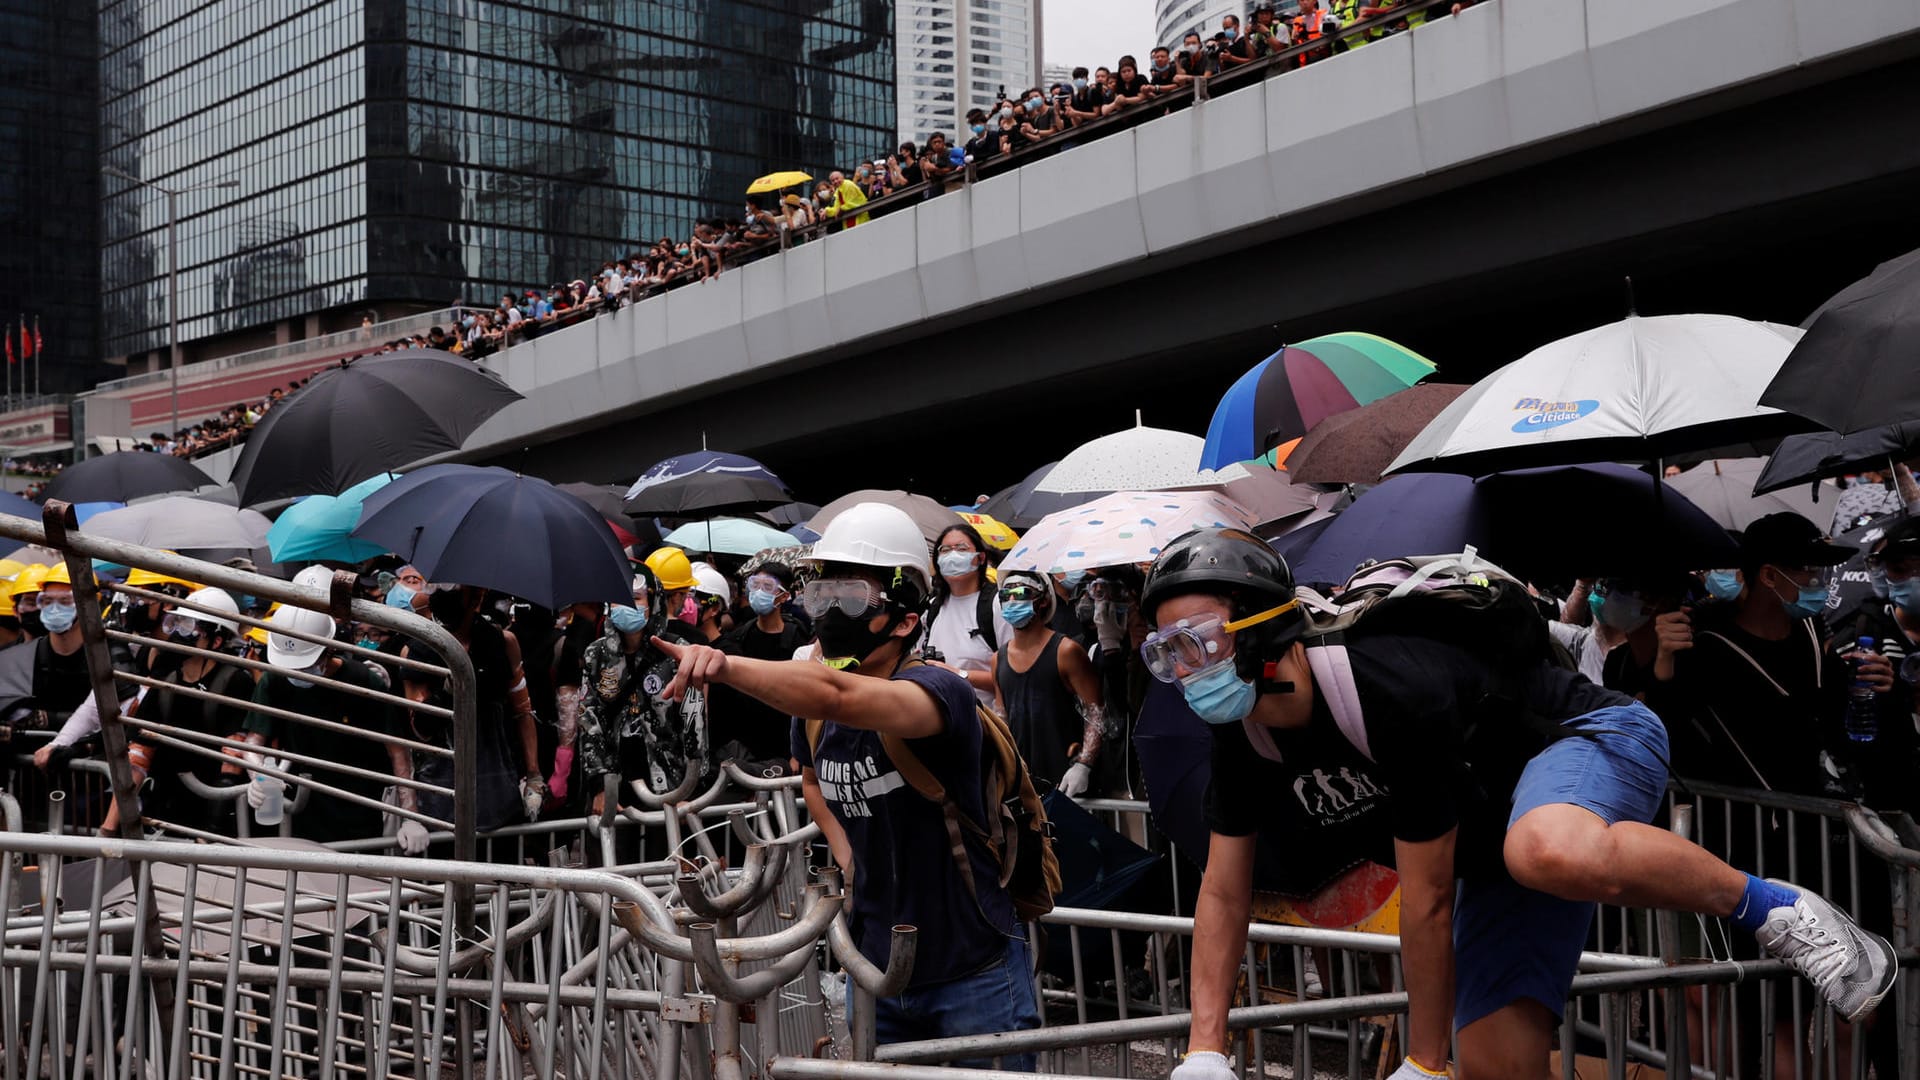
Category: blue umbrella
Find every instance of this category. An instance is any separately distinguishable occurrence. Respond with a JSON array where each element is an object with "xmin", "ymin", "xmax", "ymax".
[
  {"xmin": 267, "ymin": 472, "xmax": 397, "ymax": 564},
  {"xmin": 623, "ymin": 450, "xmax": 792, "ymax": 515},
  {"xmin": 74, "ymin": 501, "xmax": 126, "ymax": 525},
  {"xmin": 663, "ymin": 517, "xmax": 802, "ymax": 557},
  {"xmin": 0, "ymin": 491, "xmax": 39, "ymax": 520},
  {"xmin": 353, "ymin": 464, "xmax": 631, "ymax": 608},
  {"xmin": 1292, "ymin": 464, "xmax": 1737, "ymax": 586}
]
